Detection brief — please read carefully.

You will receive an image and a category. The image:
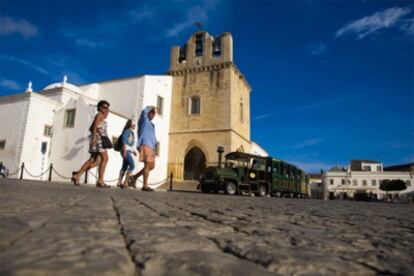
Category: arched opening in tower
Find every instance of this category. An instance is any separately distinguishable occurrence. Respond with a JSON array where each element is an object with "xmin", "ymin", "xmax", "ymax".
[{"xmin": 184, "ymin": 147, "xmax": 206, "ymax": 180}]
